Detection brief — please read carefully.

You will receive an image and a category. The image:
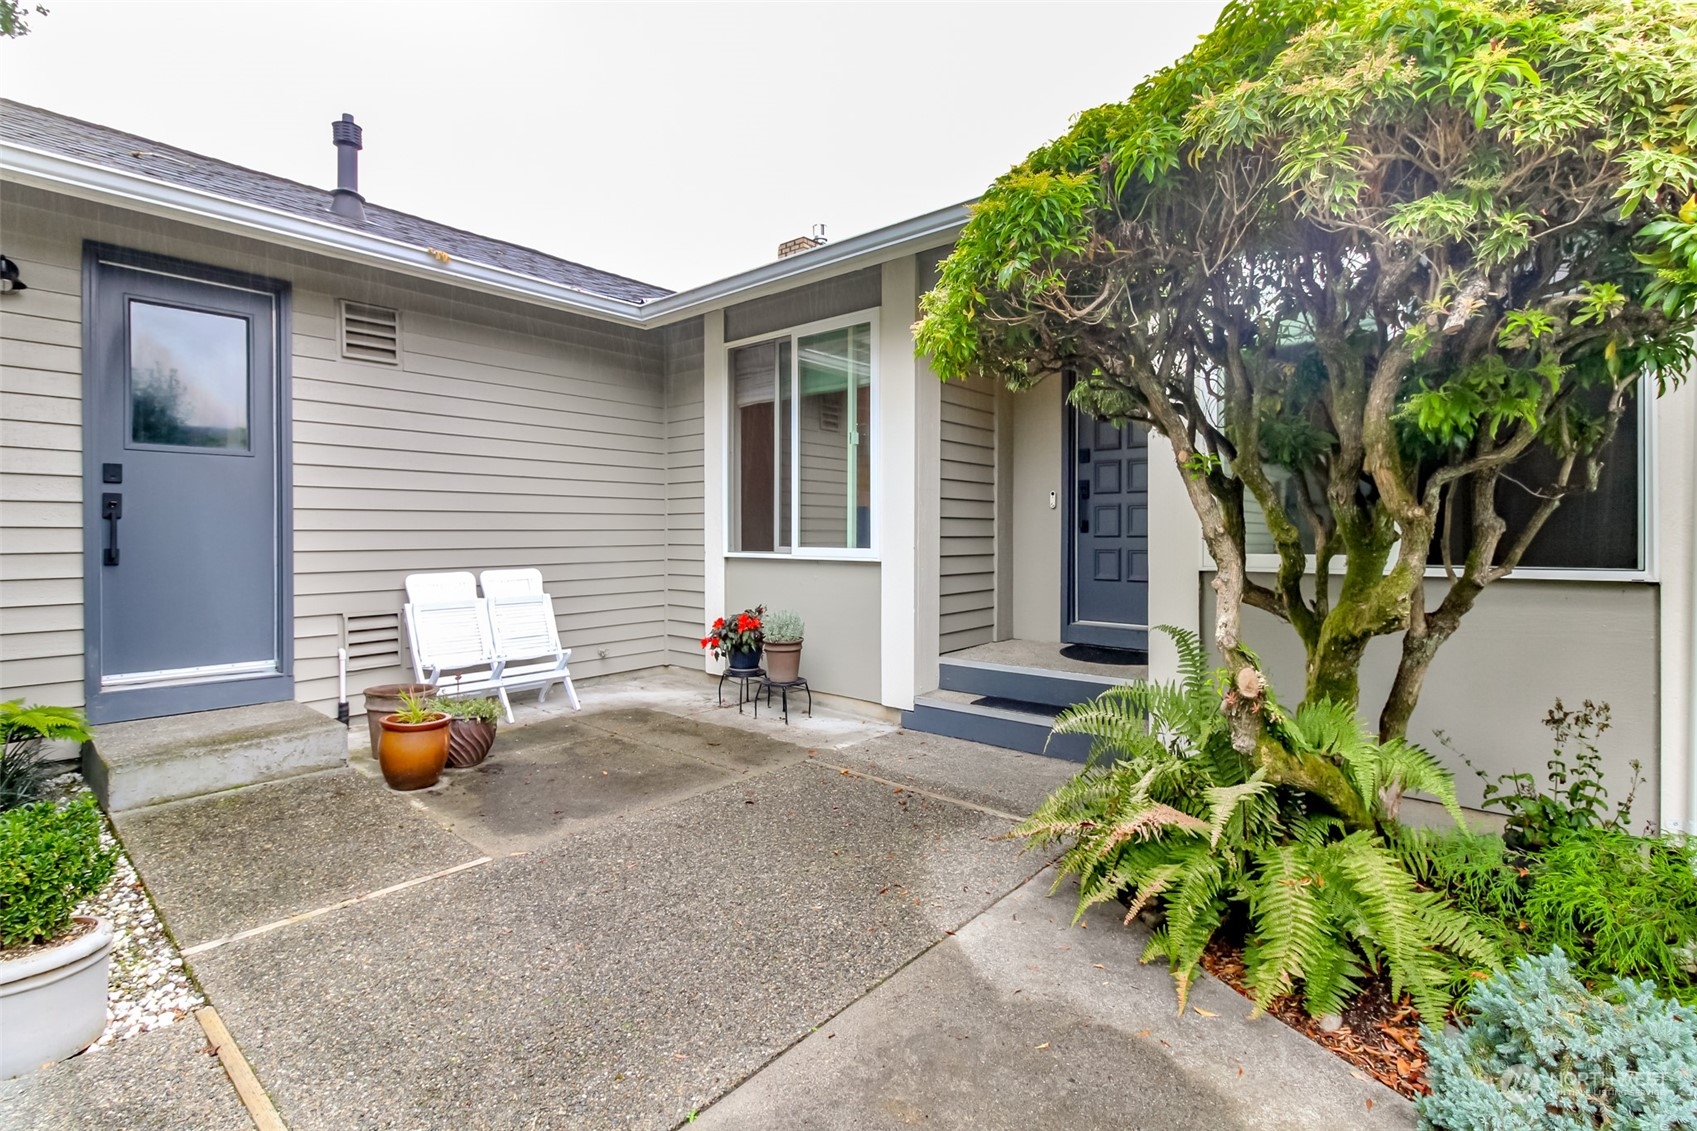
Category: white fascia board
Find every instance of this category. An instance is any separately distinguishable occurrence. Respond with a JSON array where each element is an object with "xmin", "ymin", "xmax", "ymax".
[
  {"xmin": 1, "ymin": 141, "xmax": 971, "ymax": 330},
  {"xmin": 639, "ymin": 204, "xmax": 971, "ymax": 327}
]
